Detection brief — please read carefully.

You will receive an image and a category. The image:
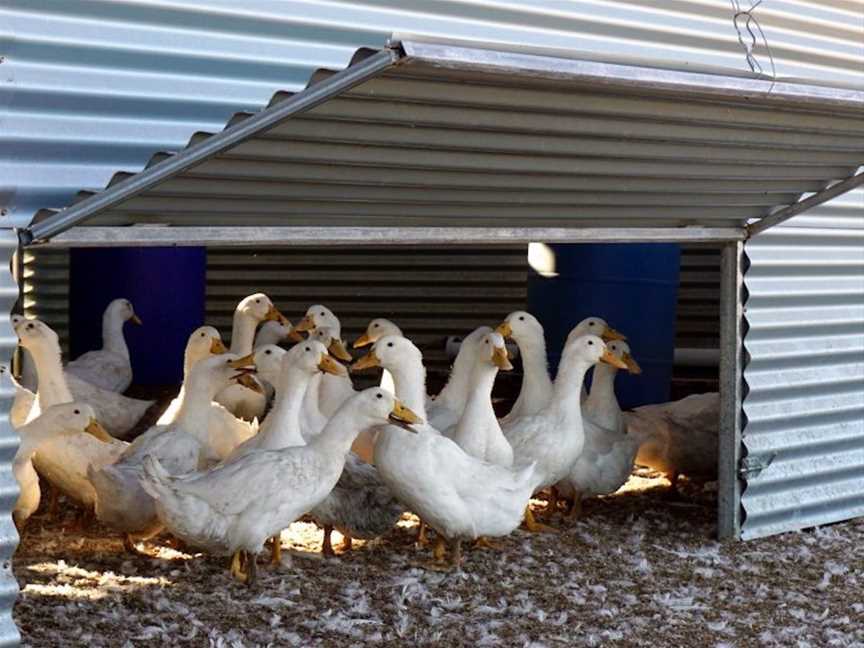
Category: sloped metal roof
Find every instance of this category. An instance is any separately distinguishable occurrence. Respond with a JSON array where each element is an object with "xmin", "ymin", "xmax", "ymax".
[{"xmin": 22, "ymin": 38, "xmax": 864, "ymax": 246}]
